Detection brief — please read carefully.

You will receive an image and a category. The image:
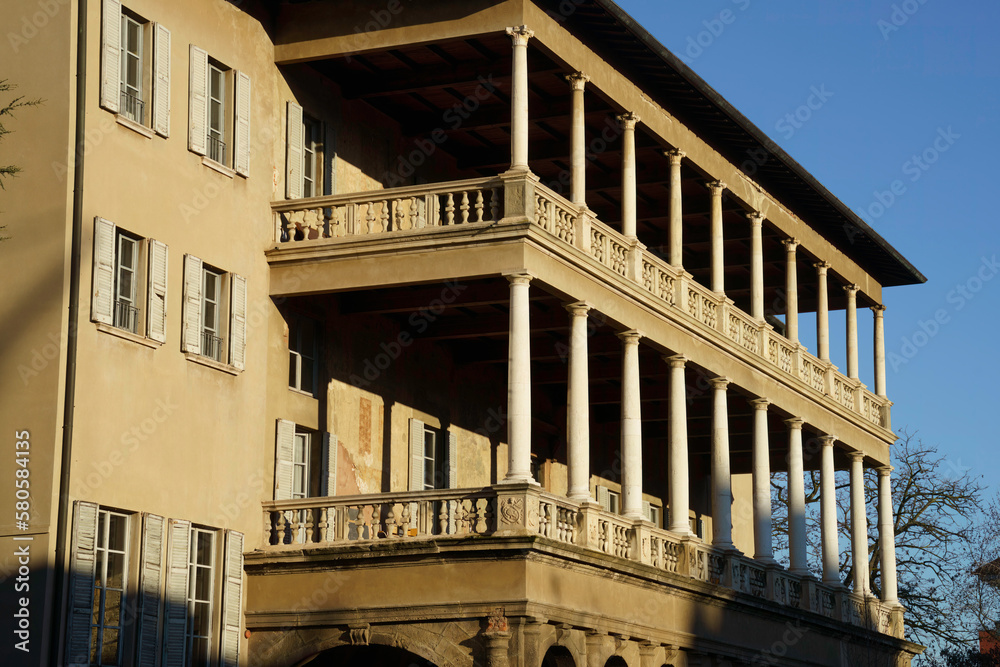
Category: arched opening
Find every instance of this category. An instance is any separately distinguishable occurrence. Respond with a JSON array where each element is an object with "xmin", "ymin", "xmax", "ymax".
[
  {"xmin": 542, "ymin": 645, "xmax": 576, "ymax": 667},
  {"xmin": 604, "ymin": 657, "xmax": 629, "ymax": 667},
  {"xmin": 309, "ymin": 643, "xmax": 440, "ymax": 667}
]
